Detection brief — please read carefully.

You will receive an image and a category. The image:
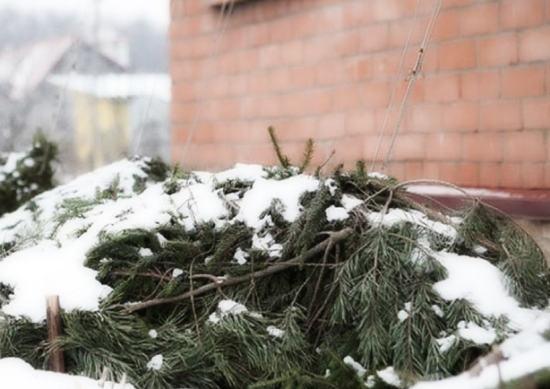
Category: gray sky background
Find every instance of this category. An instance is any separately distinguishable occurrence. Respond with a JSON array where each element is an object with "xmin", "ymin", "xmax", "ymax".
[{"xmin": 0, "ymin": 0, "xmax": 170, "ymax": 28}]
